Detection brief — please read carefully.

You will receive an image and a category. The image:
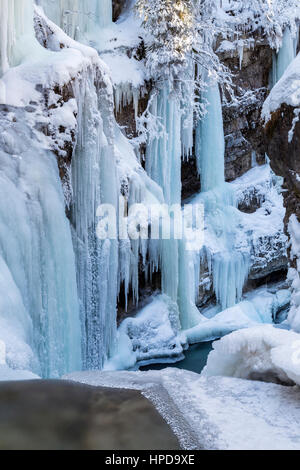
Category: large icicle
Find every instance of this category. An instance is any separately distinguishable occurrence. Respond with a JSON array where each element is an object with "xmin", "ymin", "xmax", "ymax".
[
  {"xmin": 196, "ymin": 84, "xmax": 225, "ymax": 192},
  {"xmin": 145, "ymin": 84, "xmax": 181, "ymax": 308}
]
